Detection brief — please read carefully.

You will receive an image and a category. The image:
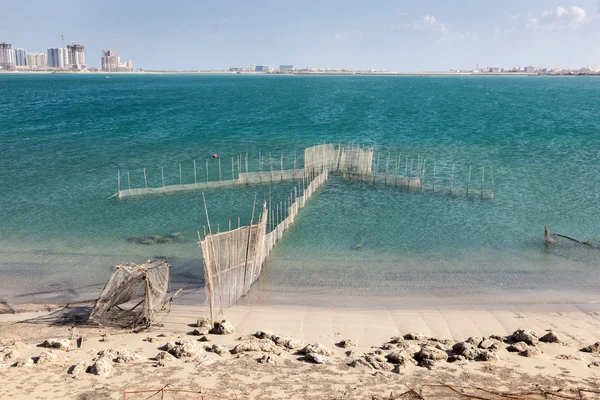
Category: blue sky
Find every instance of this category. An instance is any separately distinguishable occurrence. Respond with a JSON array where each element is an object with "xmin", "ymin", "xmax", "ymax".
[{"xmin": 1, "ymin": 0, "xmax": 600, "ymax": 70}]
